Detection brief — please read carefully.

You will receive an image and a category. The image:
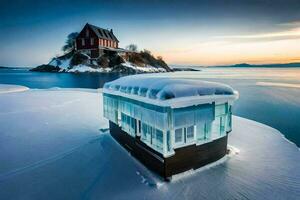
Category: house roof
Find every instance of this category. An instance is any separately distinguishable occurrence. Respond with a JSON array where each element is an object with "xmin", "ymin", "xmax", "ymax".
[
  {"xmin": 103, "ymin": 75, "xmax": 239, "ymax": 108},
  {"xmin": 87, "ymin": 23, "xmax": 119, "ymax": 42}
]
